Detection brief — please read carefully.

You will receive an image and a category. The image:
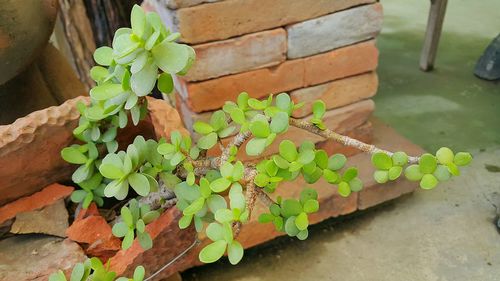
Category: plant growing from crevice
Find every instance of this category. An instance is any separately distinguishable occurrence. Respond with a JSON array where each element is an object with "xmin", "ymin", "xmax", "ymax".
[
  {"xmin": 49, "ymin": 258, "xmax": 145, "ymax": 281},
  {"xmin": 56, "ymin": 4, "xmax": 472, "ymax": 279}
]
